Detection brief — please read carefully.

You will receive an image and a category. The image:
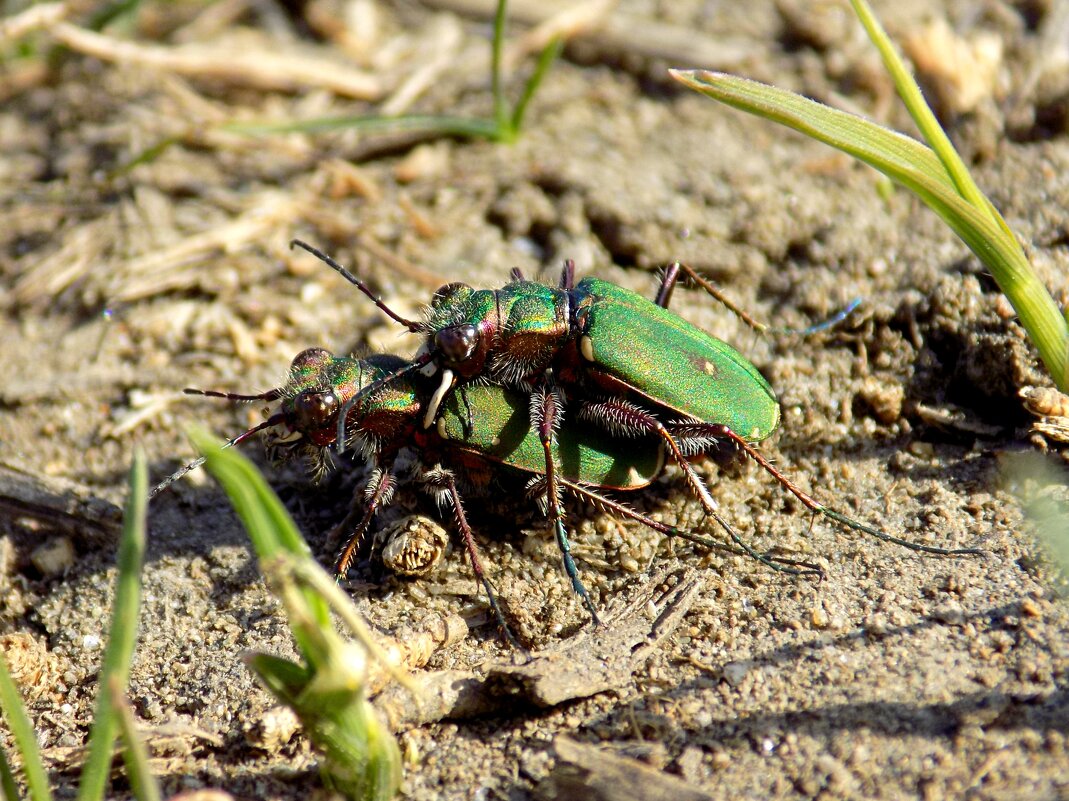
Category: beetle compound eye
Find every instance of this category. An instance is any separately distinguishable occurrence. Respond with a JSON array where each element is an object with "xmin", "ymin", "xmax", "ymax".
[
  {"xmin": 294, "ymin": 390, "xmax": 340, "ymax": 443},
  {"xmin": 431, "ymin": 282, "xmax": 473, "ymax": 309},
  {"xmin": 437, "ymin": 324, "xmax": 479, "ymax": 363}
]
